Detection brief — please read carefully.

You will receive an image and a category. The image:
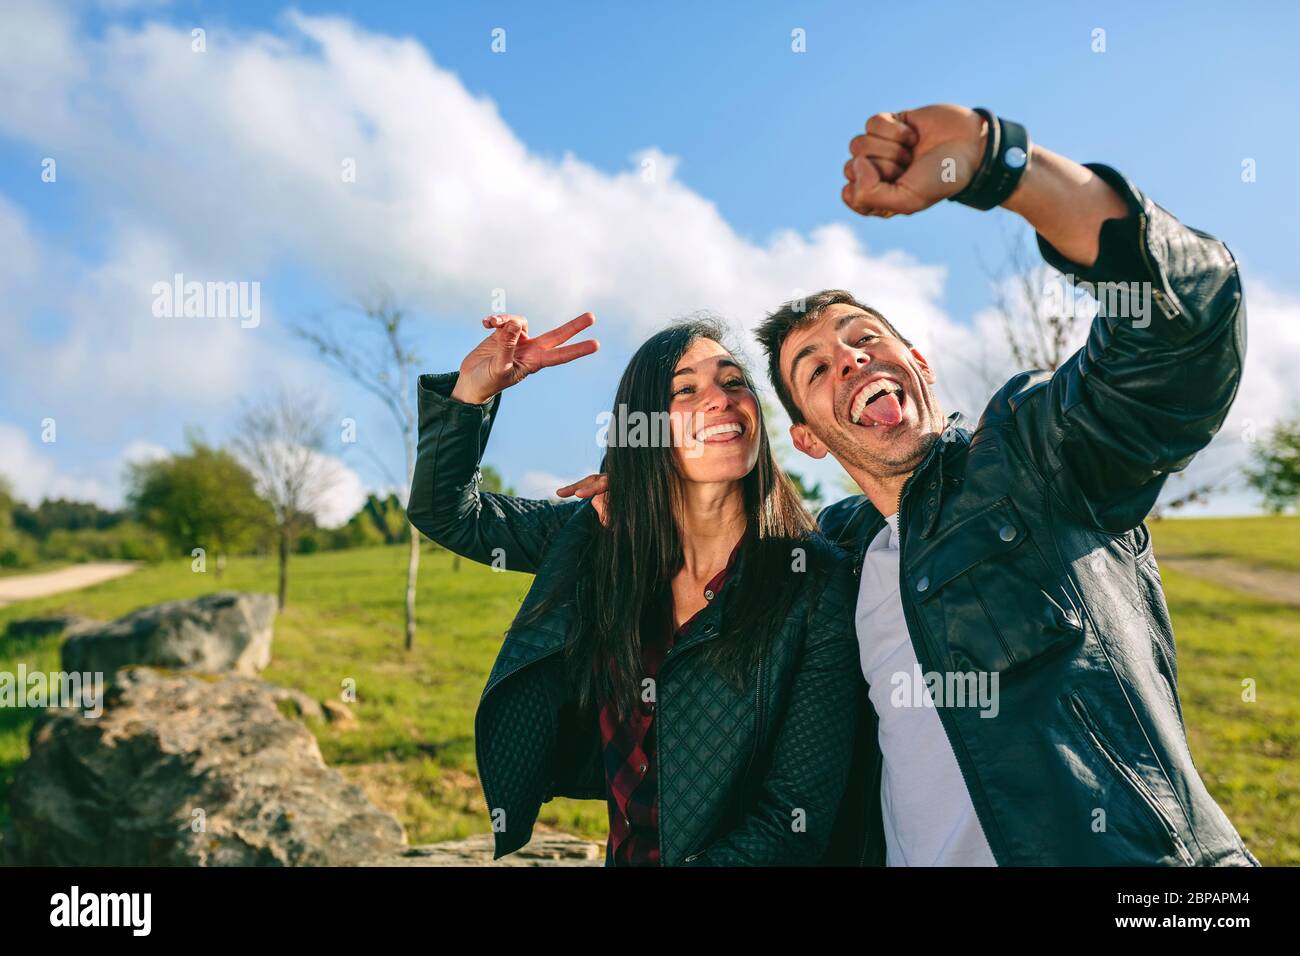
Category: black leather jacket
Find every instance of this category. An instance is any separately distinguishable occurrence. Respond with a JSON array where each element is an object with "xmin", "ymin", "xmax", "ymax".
[
  {"xmin": 819, "ymin": 163, "xmax": 1257, "ymax": 866},
  {"xmin": 407, "ymin": 373, "xmax": 869, "ymax": 865}
]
